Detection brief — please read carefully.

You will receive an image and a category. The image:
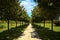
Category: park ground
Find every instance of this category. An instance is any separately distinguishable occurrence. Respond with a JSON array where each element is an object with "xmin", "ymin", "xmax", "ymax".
[
  {"xmin": 14, "ymin": 24, "xmax": 42, "ymax": 40},
  {"xmin": 0, "ymin": 21, "xmax": 60, "ymax": 40}
]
